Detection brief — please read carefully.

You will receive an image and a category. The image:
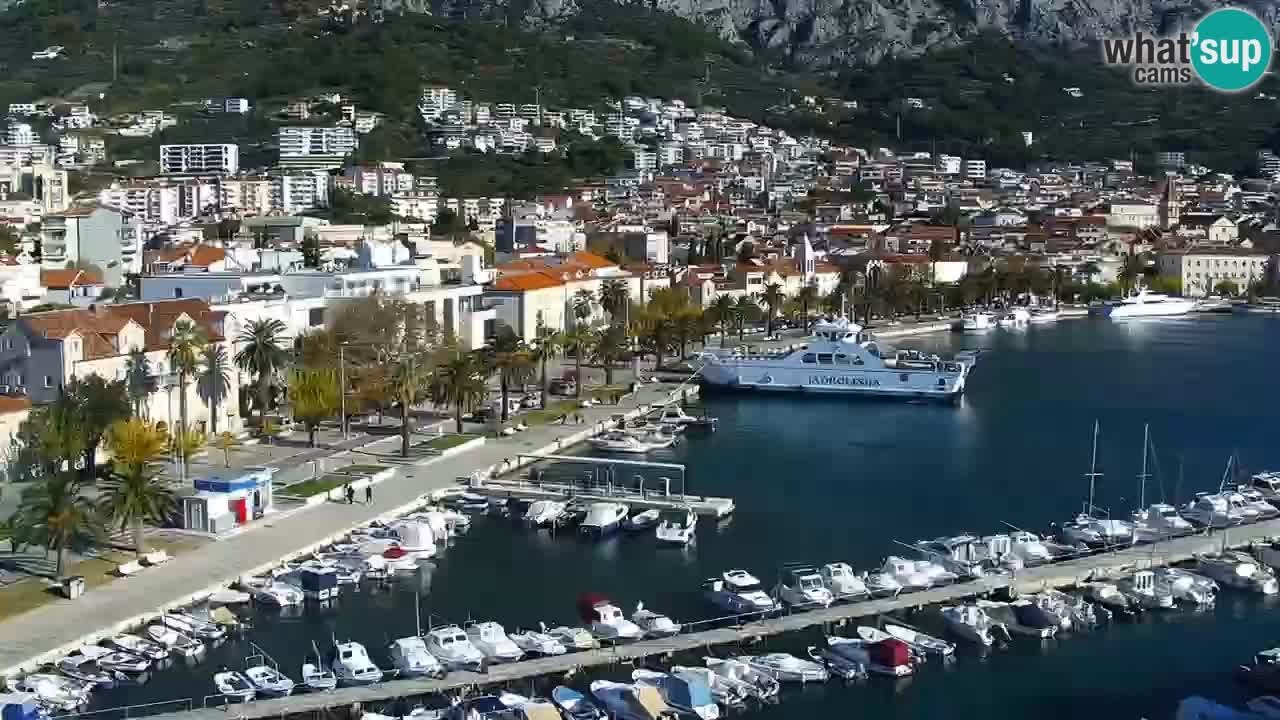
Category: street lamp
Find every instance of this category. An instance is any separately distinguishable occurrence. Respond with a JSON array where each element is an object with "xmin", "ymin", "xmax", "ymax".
[{"xmin": 338, "ymin": 341, "xmax": 349, "ymax": 439}]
